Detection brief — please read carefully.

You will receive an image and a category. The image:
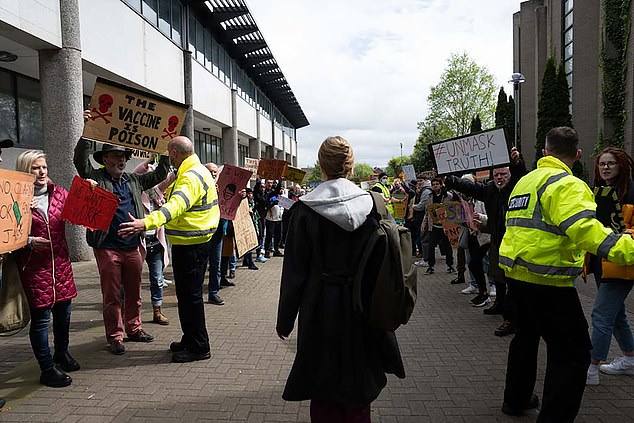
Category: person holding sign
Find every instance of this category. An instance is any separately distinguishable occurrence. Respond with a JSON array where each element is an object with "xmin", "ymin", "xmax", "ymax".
[
  {"xmin": 421, "ymin": 178, "xmax": 455, "ymax": 275},
  {"xmin": 119, "ymin": 137, "xmax": 220, "ymax": 363},
  {"xmin": 74, "ymin": 114, "xmax": 169, "ymax": 355},
  {"xmin": 13, "ymin": 151, "xmax": 81, "ymax": 387}
]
